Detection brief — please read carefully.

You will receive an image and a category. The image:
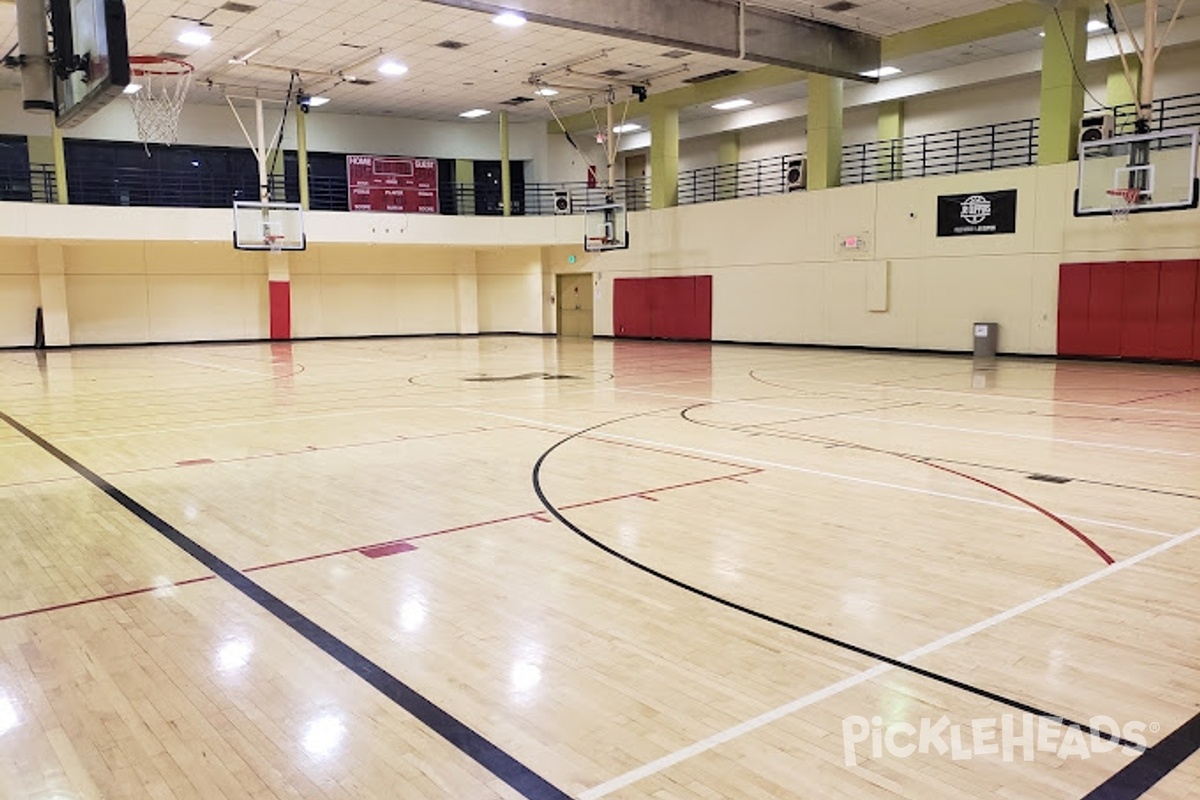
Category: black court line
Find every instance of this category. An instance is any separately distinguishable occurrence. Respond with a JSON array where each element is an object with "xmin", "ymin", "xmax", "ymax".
[
  {"xmin": 531, "ymin": 413, "xmax": 1148, "ymax": 754},
  {"xmin": 1082, "ymin": 711, "xmax": 1200, "ymax": 799},
  {"xmin": 0, "ymin": 410, "xmax": 570, "ymax": 800}
]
